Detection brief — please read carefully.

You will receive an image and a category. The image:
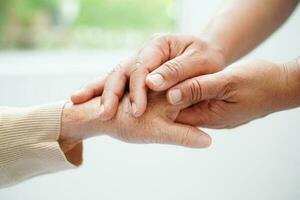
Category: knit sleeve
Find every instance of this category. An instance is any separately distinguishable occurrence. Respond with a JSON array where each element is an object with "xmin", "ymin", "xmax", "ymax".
[{"xmin": 0, "ymin": 102, "xmax": 82, "ymax": 188}]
